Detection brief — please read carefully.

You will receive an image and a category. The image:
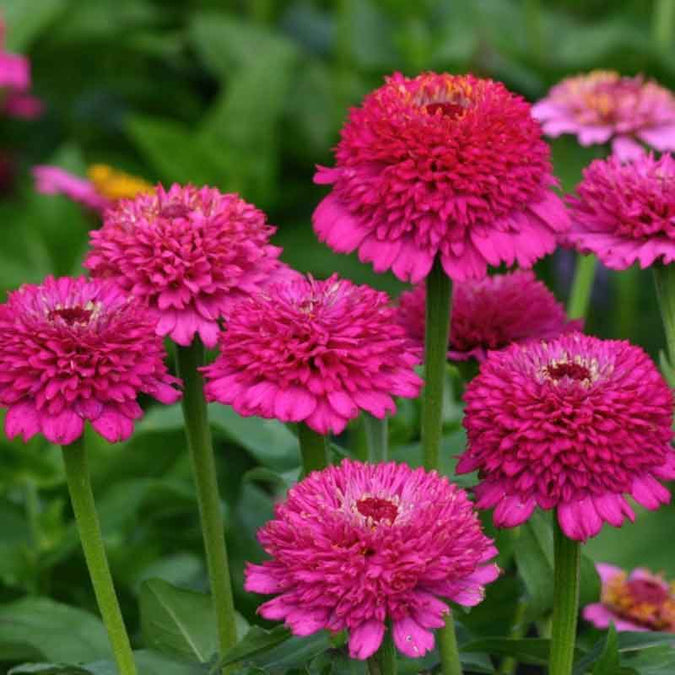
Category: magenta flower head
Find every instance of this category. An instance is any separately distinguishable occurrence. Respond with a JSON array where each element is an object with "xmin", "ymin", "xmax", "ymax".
[
  {"xmin": 533, "ymin": 71, "xmax": 675, "ymax": 161},
  {"xmin": 313, "ymin": 72, "xmax": 569, "ymax": 284},
  {"xmin": 397, "ymin": 270, "xmax": 580, "ymax": 362},
  {"xmin": 583, "ymin": 563, "xmax": 675, "ymax": 633},
  {"xmin": 245, "ymin": 460, "xmax": 499, "ymax": 659},
  {"xmin": 85, "ymin": 183, "xmax": 285, "ymax": 347},
  {"xmin": 458, "ymin": 333, "xmax": 675, "ymax": 542},
  {"xmin": 202, "ymin": 275, "xmax": 422, "ymax": 435},
  {"xmin": 0, "ymin": 276, "xmax": 181, "ymax": 445},
  {"xmin": 33, "ymin": 166, "xmax": 111, "ymax": 212},
  {"xmin": 567, "ymin": 153, "xmax": 675, "ymax": 270}
]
